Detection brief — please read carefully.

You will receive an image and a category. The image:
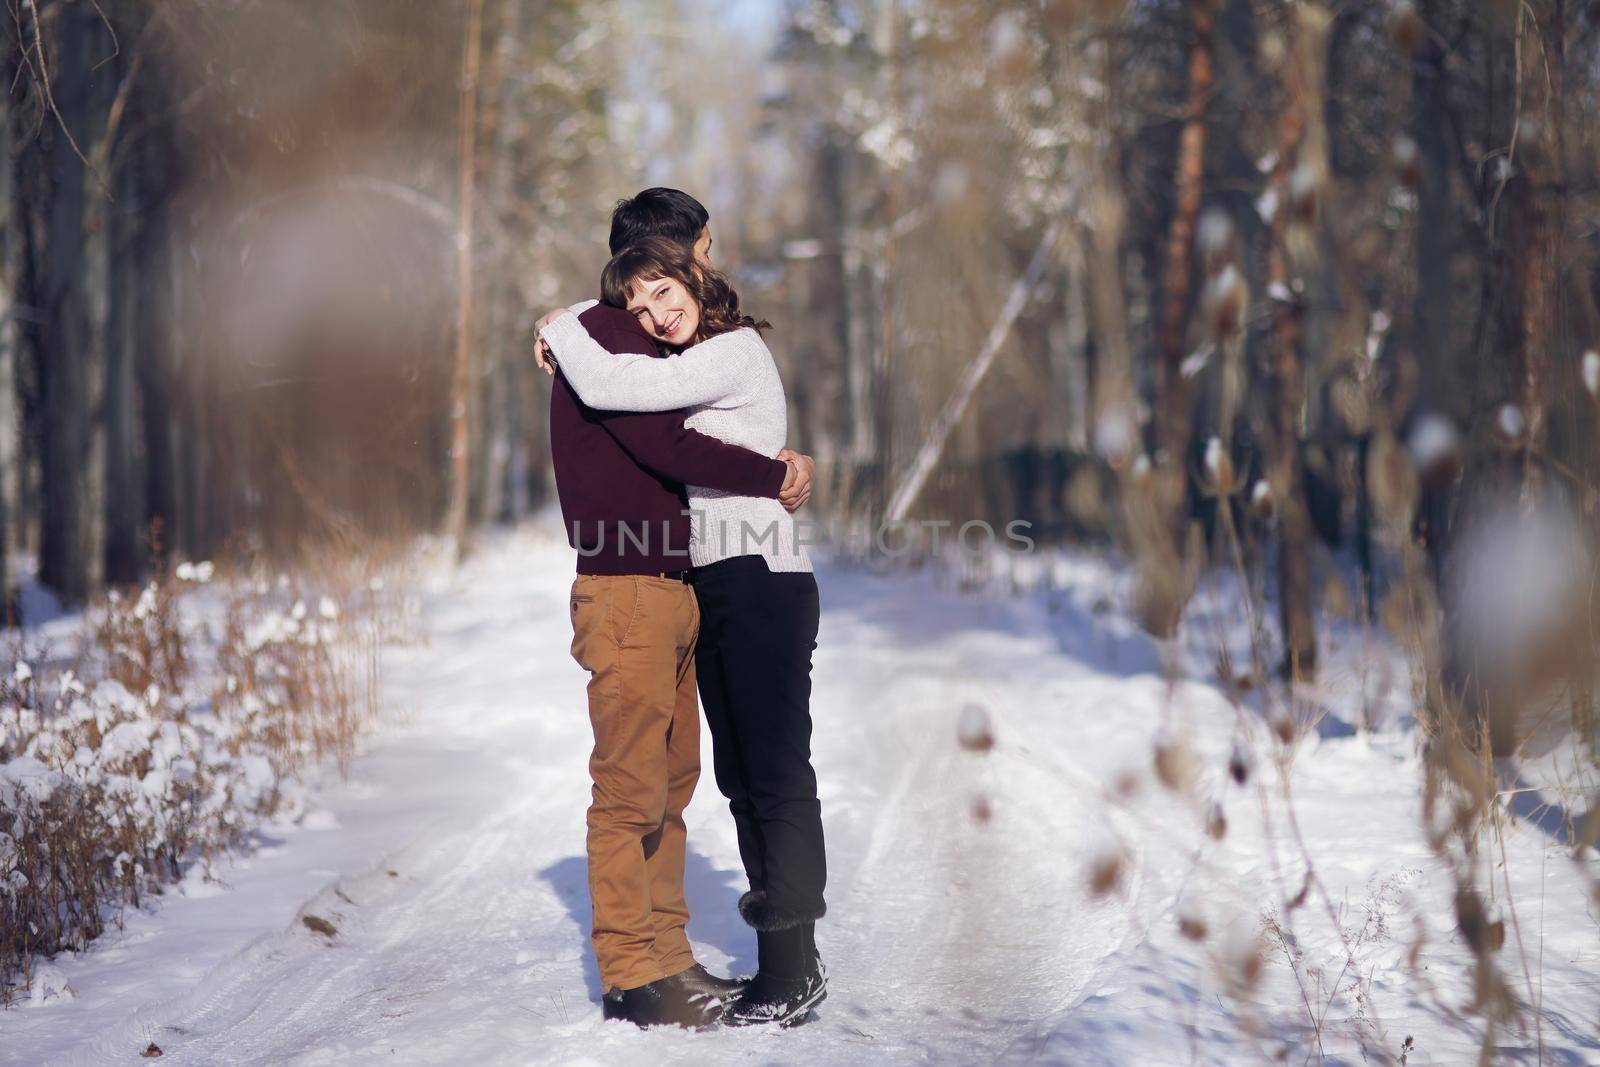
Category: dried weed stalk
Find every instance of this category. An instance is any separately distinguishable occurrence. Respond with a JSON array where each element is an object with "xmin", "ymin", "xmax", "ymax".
[{"xmin": 0, "ymin": 557, "xmax": 409, "ymax": 999}]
